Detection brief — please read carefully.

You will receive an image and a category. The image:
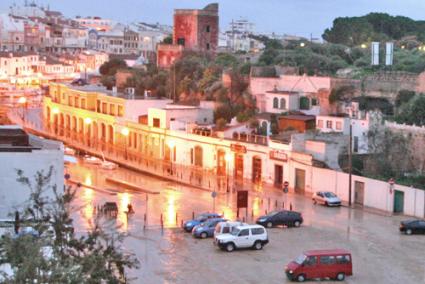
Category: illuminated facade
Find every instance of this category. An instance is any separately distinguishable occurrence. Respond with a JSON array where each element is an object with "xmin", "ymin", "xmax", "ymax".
[{"xmin": 43, "ymin": 83, "xmax": 316, "ymax": 191}]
